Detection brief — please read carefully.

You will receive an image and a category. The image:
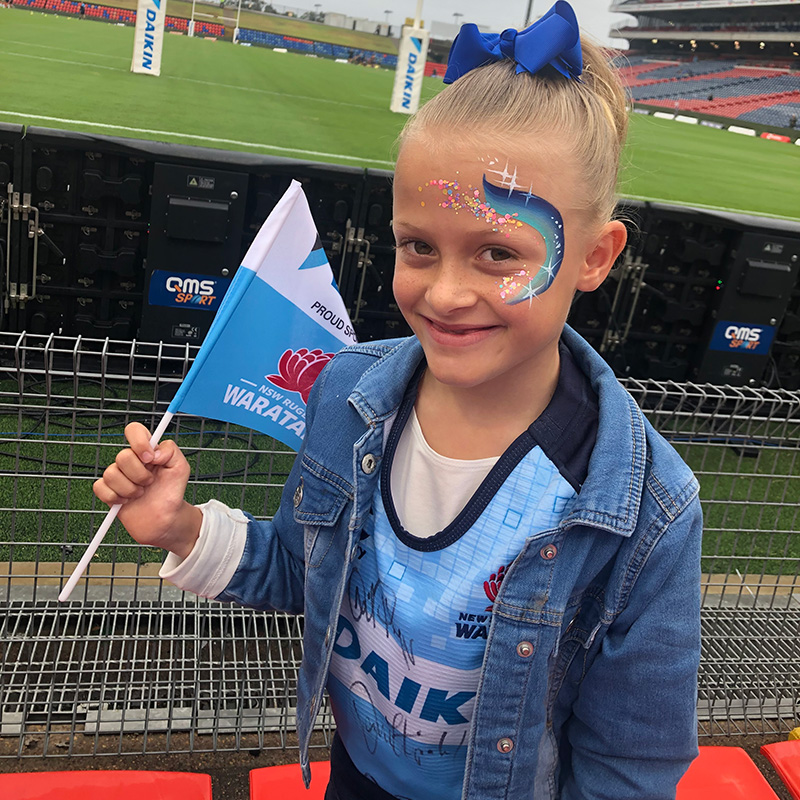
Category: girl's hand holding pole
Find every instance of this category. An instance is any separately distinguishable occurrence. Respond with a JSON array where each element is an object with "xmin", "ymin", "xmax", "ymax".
[{"xmin": 92, "ymin": 422, "xmax": 202, "ymax": 560}]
